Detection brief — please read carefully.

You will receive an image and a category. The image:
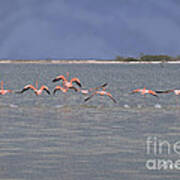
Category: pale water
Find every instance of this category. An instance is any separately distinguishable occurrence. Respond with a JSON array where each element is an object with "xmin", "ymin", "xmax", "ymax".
[{"xmin": 0, "ymin": 63, "xmax": 180, "ymax": 180}]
